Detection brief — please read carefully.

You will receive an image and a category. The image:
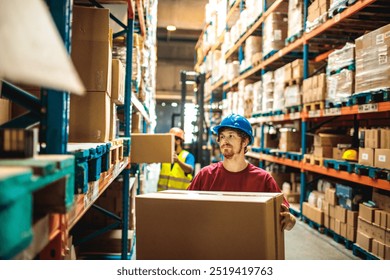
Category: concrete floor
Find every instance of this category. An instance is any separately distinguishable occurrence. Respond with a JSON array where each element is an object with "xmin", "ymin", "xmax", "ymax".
[{"xmin": 285, "ymin": 217, "xmax": 360, "ymax": 260}]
